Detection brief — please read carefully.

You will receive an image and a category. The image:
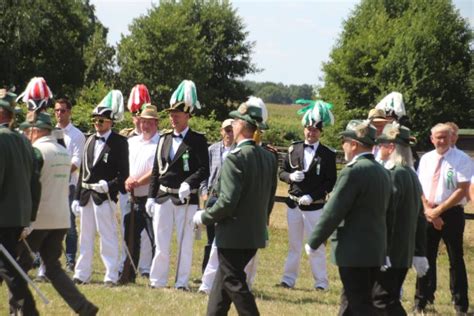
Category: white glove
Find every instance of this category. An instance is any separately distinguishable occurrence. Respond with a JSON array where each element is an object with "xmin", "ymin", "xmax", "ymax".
[
  {"xmin": 93, "ymin": 180, "xmax": 109, "ymax": 193},
  {"xmin": 71, "ymin": 200, "xmax": 81, "ymax": 217},
  {"xmin": 380, "ymin": 256, "xmax": 392, "ymax": 272},
  {"xmin": 305, "ymin": 243, "xmax": 316, "ymax": 256},
  {"xmin": 412, "ymin": 256, "xmax": 429, "ymax": 277},
  {"xmin": 289, "ymin": 171, "xmax": 305, "ymax": 183},
  {"xmin": 299, "ymin": 194, "xmax": 313, "ymax": 206},
  {"xmin": 19, "ymin": 225, "xmax": 34, "ymax": 240},
  {"xmin": 146, "ymin": 198, "xmax": 155, "ymax": 217},
  {"xmin": 193, "ymin": 210, "xmax": 205, "ymax": 226},
  {"xmin": 179, "ymin": 182, "xmax": 191, "ymax": 203}
]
